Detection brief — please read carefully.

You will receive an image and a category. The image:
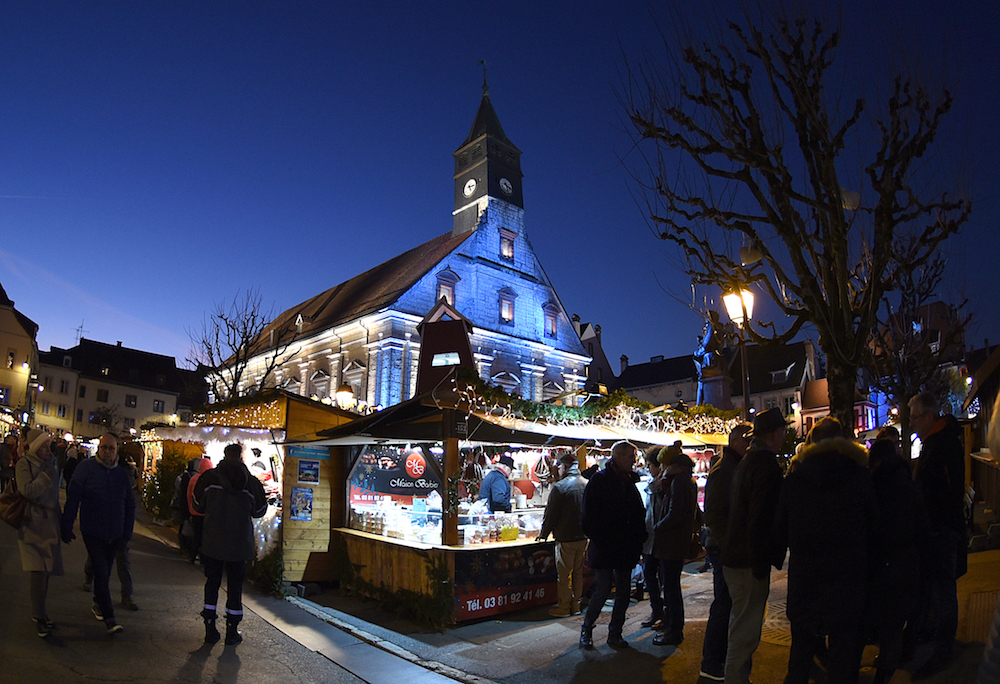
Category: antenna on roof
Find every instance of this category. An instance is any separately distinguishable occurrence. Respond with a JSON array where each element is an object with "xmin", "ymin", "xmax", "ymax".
[
  {"xmin": 75, "ymin": 320, "xmax": 89, "ymax": 345},
  {"xmin": 478, "ymin": 59, "xmax": 488, "ymax": 95}
]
